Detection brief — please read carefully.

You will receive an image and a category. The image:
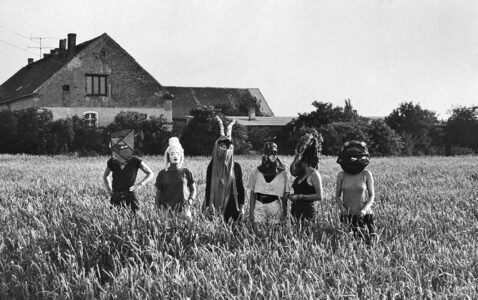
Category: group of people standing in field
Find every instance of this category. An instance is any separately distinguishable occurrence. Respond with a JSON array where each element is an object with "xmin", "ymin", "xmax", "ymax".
[{"xmin": 103, "ymin": 117, "xmax": 376, "ymax": 242}]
